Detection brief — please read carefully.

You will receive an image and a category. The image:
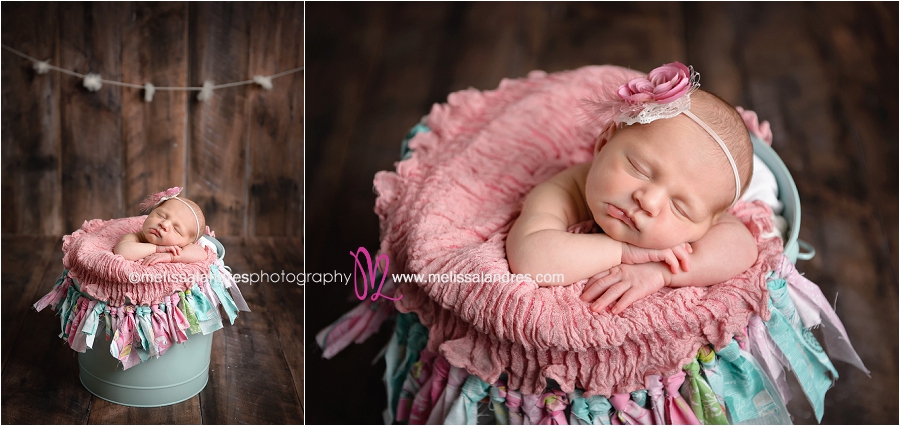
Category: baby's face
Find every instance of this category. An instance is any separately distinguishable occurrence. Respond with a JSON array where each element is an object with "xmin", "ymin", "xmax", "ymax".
[
  {"xmin": 585, "ymin": 116, "xmax": 732, "ymax": 249},
  {"xmin": 141, "ymin": 199, "xmax": 197, "ymax": 247}
]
